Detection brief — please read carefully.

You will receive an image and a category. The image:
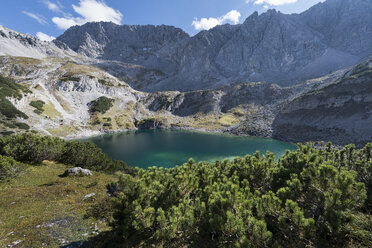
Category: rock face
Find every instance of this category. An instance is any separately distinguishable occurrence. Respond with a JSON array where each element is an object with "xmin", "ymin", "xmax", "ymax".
[
  {"xmin": 62, "ymin": 167, "xmax": 93, "ymax": 177},
  {"xmin": 56, "ymin": 22, "xmax": 189, "ymax": 74},
  {"xmin": 55, "ymin": 0, "xmax": 372, "ymax": 92},
  {"xmin": 300, "ymin": 0, "xmax": 372, "ymax": 56},
  {"xmin": 272, "ymin": 60, "xmax": 372, "ymax": 145}
]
